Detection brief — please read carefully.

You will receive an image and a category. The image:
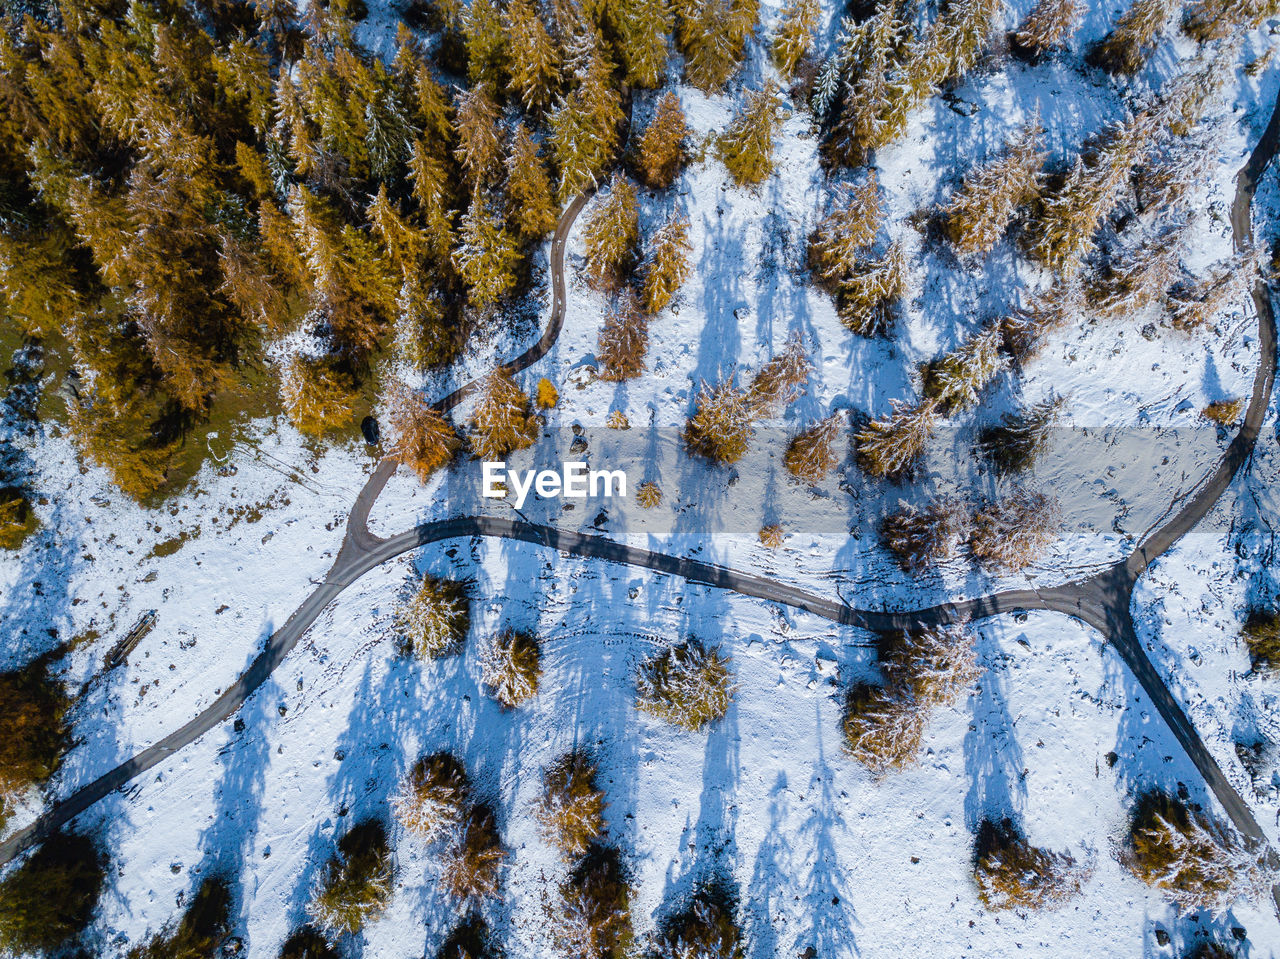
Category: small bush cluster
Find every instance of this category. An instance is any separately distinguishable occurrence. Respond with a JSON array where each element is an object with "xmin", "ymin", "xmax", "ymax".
[
  {"xmin": 1122, "ymin": 791, "xmax": 1269, "ymax": 913},
  {"xmin": 306, "ymin": 819, "xmax": 394, "ymax": 937},
  {"xmin": 128, "ymin": 876, "xmax": 232, "ymax": 959},
  {"xmin": 1202, "ymin": 399, "xmax": 1244, "ymax": 427},
  {"xmin": 635, "ymin": 639, "xmax": 736, "ymax": 732},
  {"xmin": 0, "ymin": 832, "xmax": 106, "ymax": 955},
  {"xmin": 535, "ymin": 751, "xmax": 608, "ymax": 858},
  {"xmin": 636, "ymin": 481, "xmax": 662, "ymax": 508},
  {"xmin": 393, "ymin": 752, "xmax": 472, "ymax": 842},
  {"xmin": 395, "ymin": 575, "xmax": 471, "ymax": 659},
  {"xmin": 972, "ymin": 819, "xmax": 1088, "ymax": 911},
  {"xmin": 1244, "ymin": 609, "xmax": 1280, "ymax": 672},
  {"xmin": 758, "ymin": 523, "xmax": 785, "ymax": 549},
  {"xmin": 478, "ymin": 629, "xmax": 541, "ymax": 708}
]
